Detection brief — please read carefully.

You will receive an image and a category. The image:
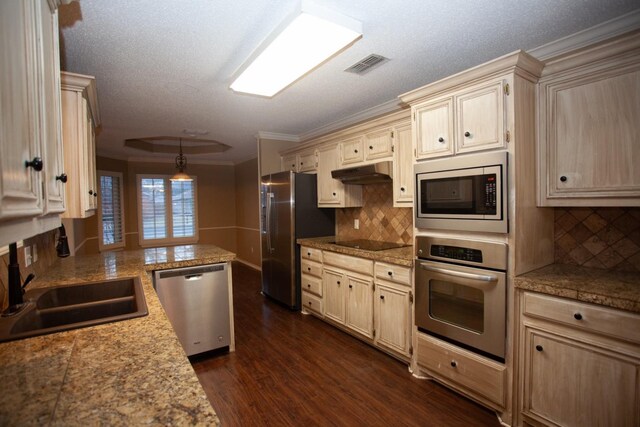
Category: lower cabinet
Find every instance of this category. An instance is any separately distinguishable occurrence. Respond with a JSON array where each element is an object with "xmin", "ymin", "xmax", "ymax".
[
  {"xmin": 323, "ymin": 268, "xmax": 345, "ymax": 323},
  {"xmin": 375, "ymin": 279, "xmax": 411, "ymax": 356},
  {"xmin": 345, "ymin": 274, "xmax": 374, "ymax": 339},
  {"xmin": 518, "ymin": 291, "xmax": 640, "ymax": 427}
]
